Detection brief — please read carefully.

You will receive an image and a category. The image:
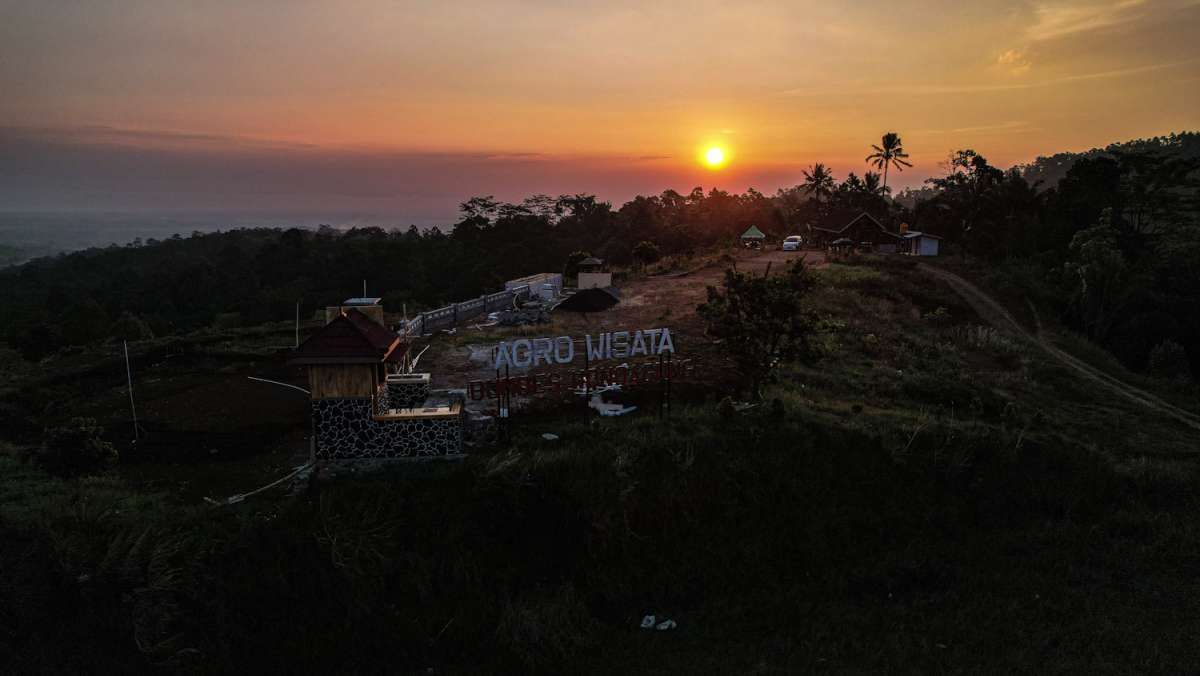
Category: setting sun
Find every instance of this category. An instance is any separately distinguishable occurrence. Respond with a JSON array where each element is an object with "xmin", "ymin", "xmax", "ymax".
[{"xmin": 704, "ymin": 147, "xmax": 726, "ymax": 168}]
